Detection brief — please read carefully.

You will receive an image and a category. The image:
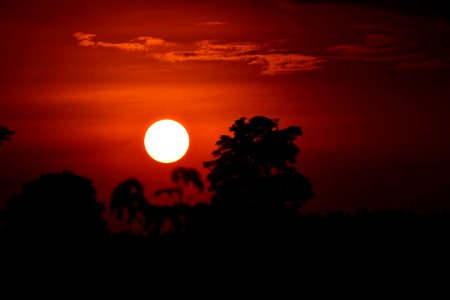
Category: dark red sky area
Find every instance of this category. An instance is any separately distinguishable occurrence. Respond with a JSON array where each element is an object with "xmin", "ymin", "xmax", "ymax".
[{"xmin": 1, "ymin": 0, "xmax": 450, "ymax": 216}]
